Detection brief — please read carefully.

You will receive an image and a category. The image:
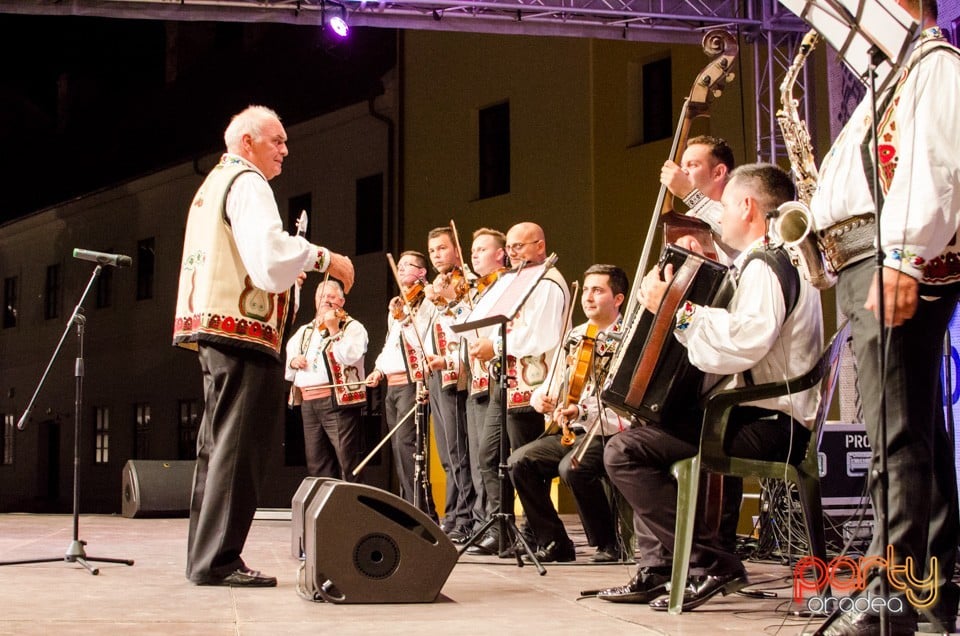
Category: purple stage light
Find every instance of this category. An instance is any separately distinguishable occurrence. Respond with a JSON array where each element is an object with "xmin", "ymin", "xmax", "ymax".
[{"xmin": 329, "ymin": 15, "xmax": 349, "ymax": 38}]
